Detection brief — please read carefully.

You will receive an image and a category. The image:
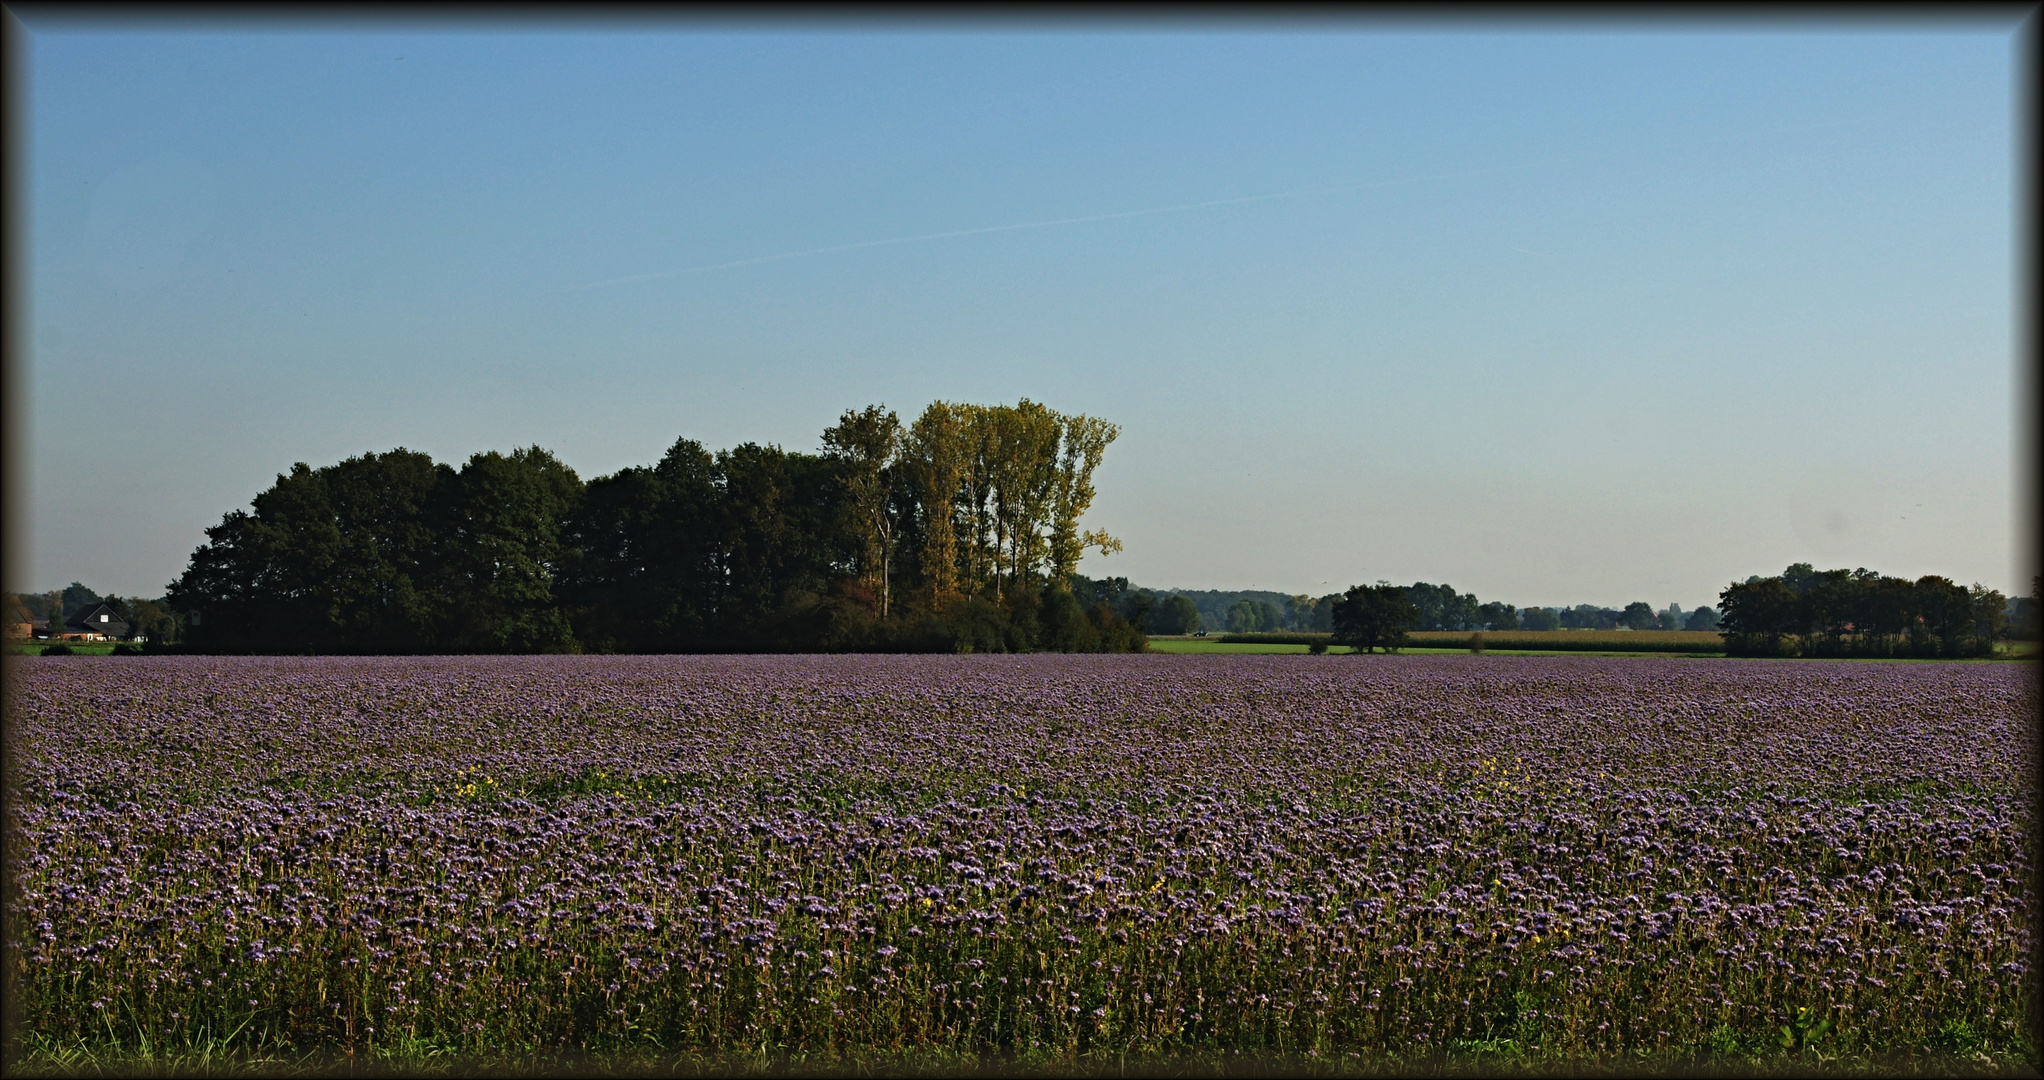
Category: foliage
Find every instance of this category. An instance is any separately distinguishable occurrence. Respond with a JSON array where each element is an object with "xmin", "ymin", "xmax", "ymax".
[
  {"xmin": 163, "ymin": 403, "xmax": 1139, "ymax": 655},
  {"xmin": 1719, "ymin": 564, "xmax": 2007, "ymax": 658},
  {"xmin": 1224, "ymin": 598, "xmax": 1284, "ymax": 634},
  {"xmin": 1330, "ymin": 583, "xmax": 1419, "ymax": 653},
  {"xmin": 60, "ymin": 581, "xmax": 104, "ymax": 619},
  {"xmin": 1404, "ymin": 582, "xmax": 1481, "ymax": 631},
  {"xmin": 1143, "ymin": 595, "xmax": 1203, "ymax": 635},
  {"xmin": 1520, "ymin": 607, "xmax": 1562, "ymax": 631},
  {"xmin": 1621, "ymin": 602, "xmax": 1658, "ymax": 631},
  {"xmin": 1404, "ymin": 630, "xmax": 1725, "ymax": 654}
]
